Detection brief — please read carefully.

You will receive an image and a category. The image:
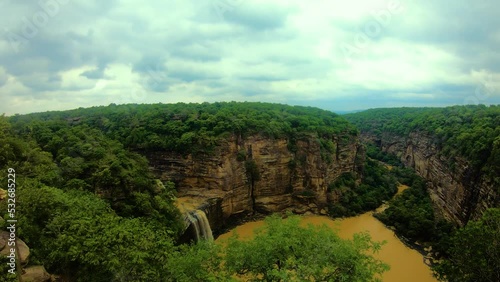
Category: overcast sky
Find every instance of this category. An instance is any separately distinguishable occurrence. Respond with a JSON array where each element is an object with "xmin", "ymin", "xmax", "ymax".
[{"xmin": 1, "ymin": 0, "xmax": 499, "ymax": 115}]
